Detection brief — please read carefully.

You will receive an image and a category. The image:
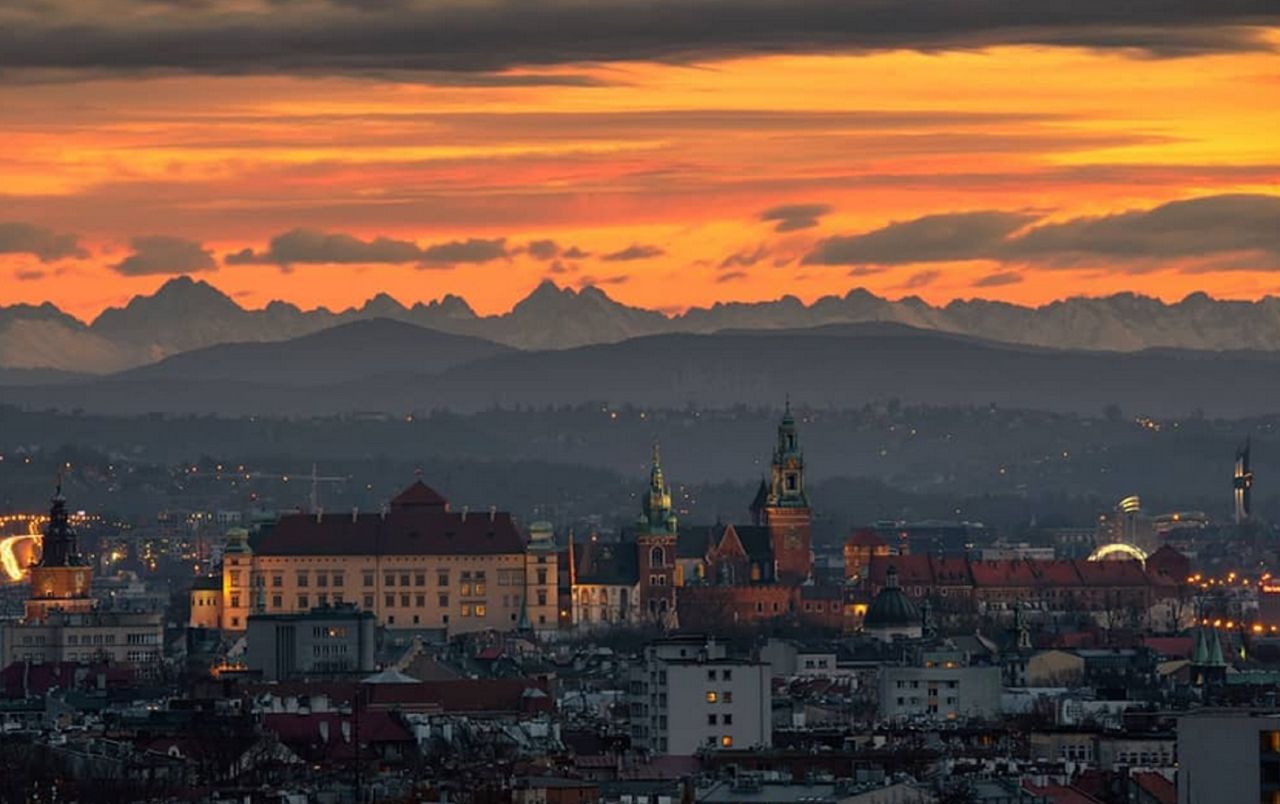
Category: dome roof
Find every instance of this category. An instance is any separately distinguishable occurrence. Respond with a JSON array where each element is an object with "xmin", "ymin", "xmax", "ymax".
[{"xmin": 864, "ymin": 566, "xmax": 920, "ymax": 629}]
